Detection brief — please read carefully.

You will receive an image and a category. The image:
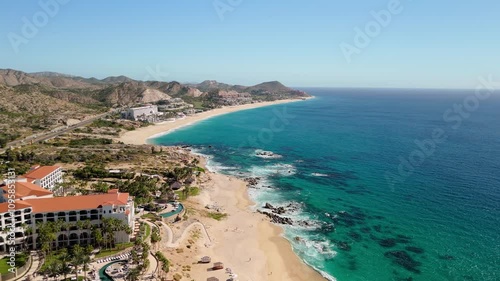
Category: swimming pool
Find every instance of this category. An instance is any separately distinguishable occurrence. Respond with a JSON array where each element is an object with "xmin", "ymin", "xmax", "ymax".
[
  {"xmin": 98, "ymin": 260, "xmax": 127, "ymax": 281},
  {"xmin": 160, "ymin": 202, "xmax": 184, "ymax": 218}
]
